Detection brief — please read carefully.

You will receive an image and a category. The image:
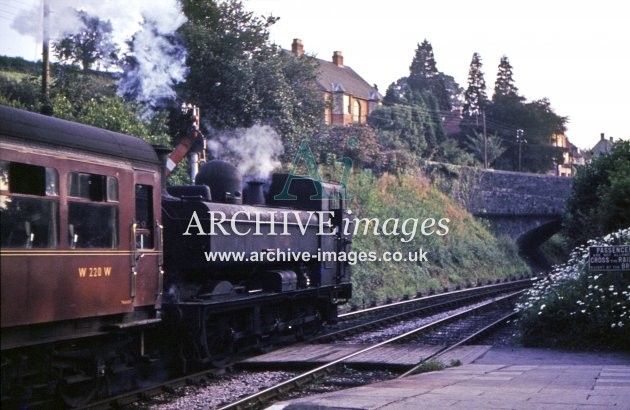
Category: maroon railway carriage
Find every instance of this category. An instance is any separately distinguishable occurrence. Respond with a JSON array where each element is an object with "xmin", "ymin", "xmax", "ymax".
[{"xmin": 0, "ymin": 105, "xmax": 163, "ymax": 357}]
